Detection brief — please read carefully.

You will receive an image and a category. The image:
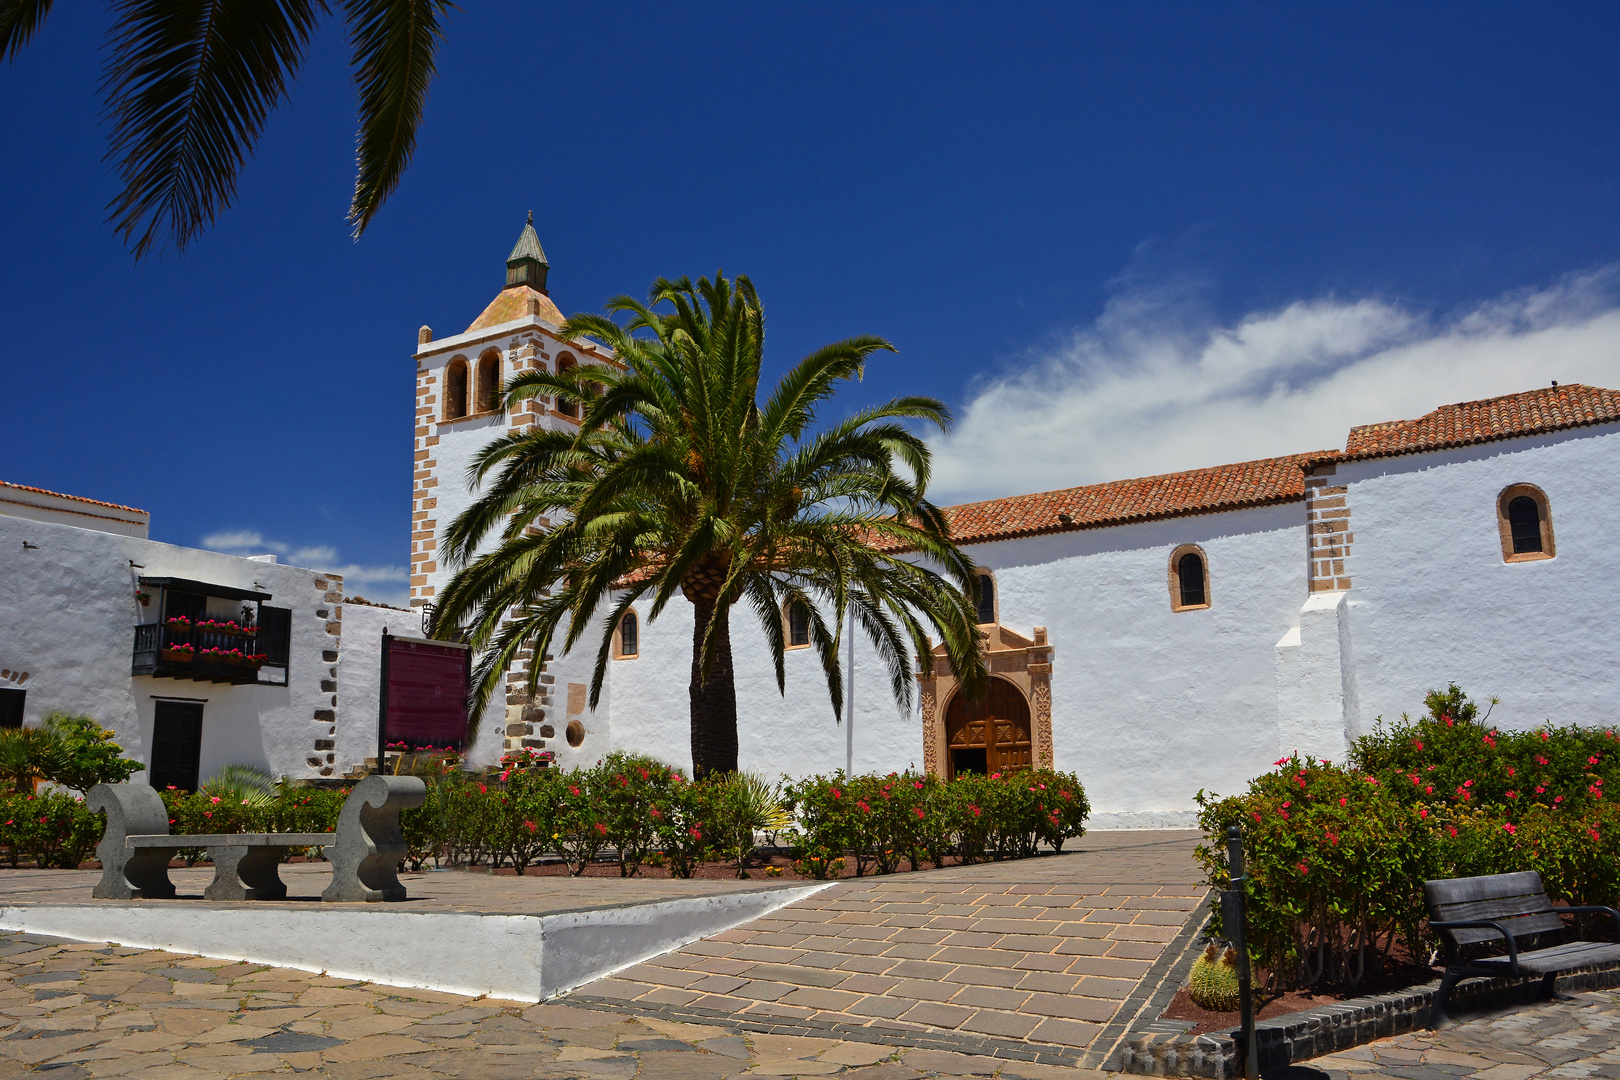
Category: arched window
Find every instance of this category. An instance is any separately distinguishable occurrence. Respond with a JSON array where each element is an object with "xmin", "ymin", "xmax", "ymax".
[
  {"xmin": 1498, "ymin": 484, "xmax": 1555, "ymax": 562},
  {"xmin": 617, "ymin": 610, "xmax": 639, "ymax": 658},
  {"xmin": 555, "ymin": 353, "xmax": 578, "ymax": 419},
  {"xmin": 974, "ymin": 571, "xmax": 996, "ymax": 625},
  {"xmin": 444, "ymin": 357, "xmax": 468, "ymax": 421},
  {"xmin": 1169, "ymin": 545, "xmax": 1210, "ymax": 611},
  {"xmin": 786, "ymin": 600, "xmax": 811, "ymax": 648},
  {"xmin": 476, "ymin": 351, "xmax": 500, "ymax": 414}
]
